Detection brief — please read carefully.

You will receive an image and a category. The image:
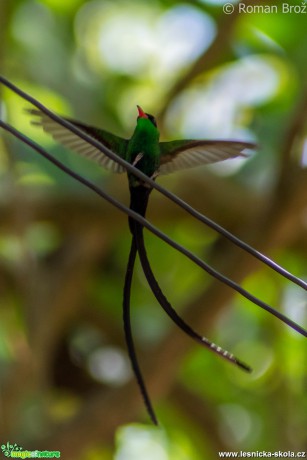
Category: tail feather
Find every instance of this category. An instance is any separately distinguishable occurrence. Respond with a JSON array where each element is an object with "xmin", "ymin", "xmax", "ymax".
[
  {"xmin": 123, "ymin": 237, "xmax": 158, "ymax": 425},
  {"xmin": 133, "ymin": 221, "xmax": 252, "ymax": 373}
]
